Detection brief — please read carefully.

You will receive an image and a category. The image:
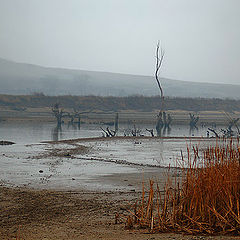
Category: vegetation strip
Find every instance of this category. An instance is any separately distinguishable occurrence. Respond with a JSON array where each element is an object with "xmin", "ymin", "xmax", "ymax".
[{"xmin": 124, "ymin": 139, "xmax": 240, "ymax": 235}]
